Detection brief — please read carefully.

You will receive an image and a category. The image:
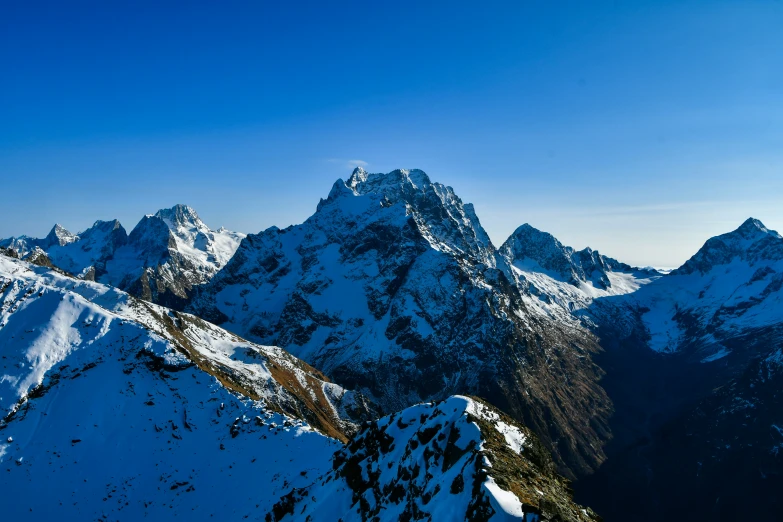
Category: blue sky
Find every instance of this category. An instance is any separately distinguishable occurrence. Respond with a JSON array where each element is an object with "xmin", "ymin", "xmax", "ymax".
[{"xmin": 2, "ymin": 1, "xmax": 782, "ymax": 267}]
